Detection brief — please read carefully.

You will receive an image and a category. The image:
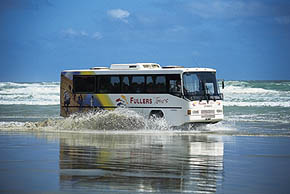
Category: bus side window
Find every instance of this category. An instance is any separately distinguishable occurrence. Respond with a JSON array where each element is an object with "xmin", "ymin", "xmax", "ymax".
[
  {"xmin": 73, "ymin": 75, "xmax": 96, "ymax": 93},
  {"xmin": 167, "ymin": 74, "xmax": 181, "ymax": 96},
  {"xmin": 98, "ymin": 76, "xmax": 121, "ymax": 93},
  {"xmin": 146, "ymin": 75, "xmax": 166, "ymax": 93},
  {"xmin": 98, "ymin": 76, "xmax": 108, "ymax": 93},
  {"xmin": 155, "ymin": 76, "xmax": 166, "ymax": 93},
  {"xmin": 131, "ymin": 76, "xmax": 145, "ymax": 93},
  {"xmin": 146, "ymin": 76, "xmax": 154, "ymax": 93},
  {"xmin": 121, "ymin": 76, "xmax": 130, "ymax": 93},
  {"xmin": 110, "ymin": 76, "xmax": 121, "ymax": 93}
]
